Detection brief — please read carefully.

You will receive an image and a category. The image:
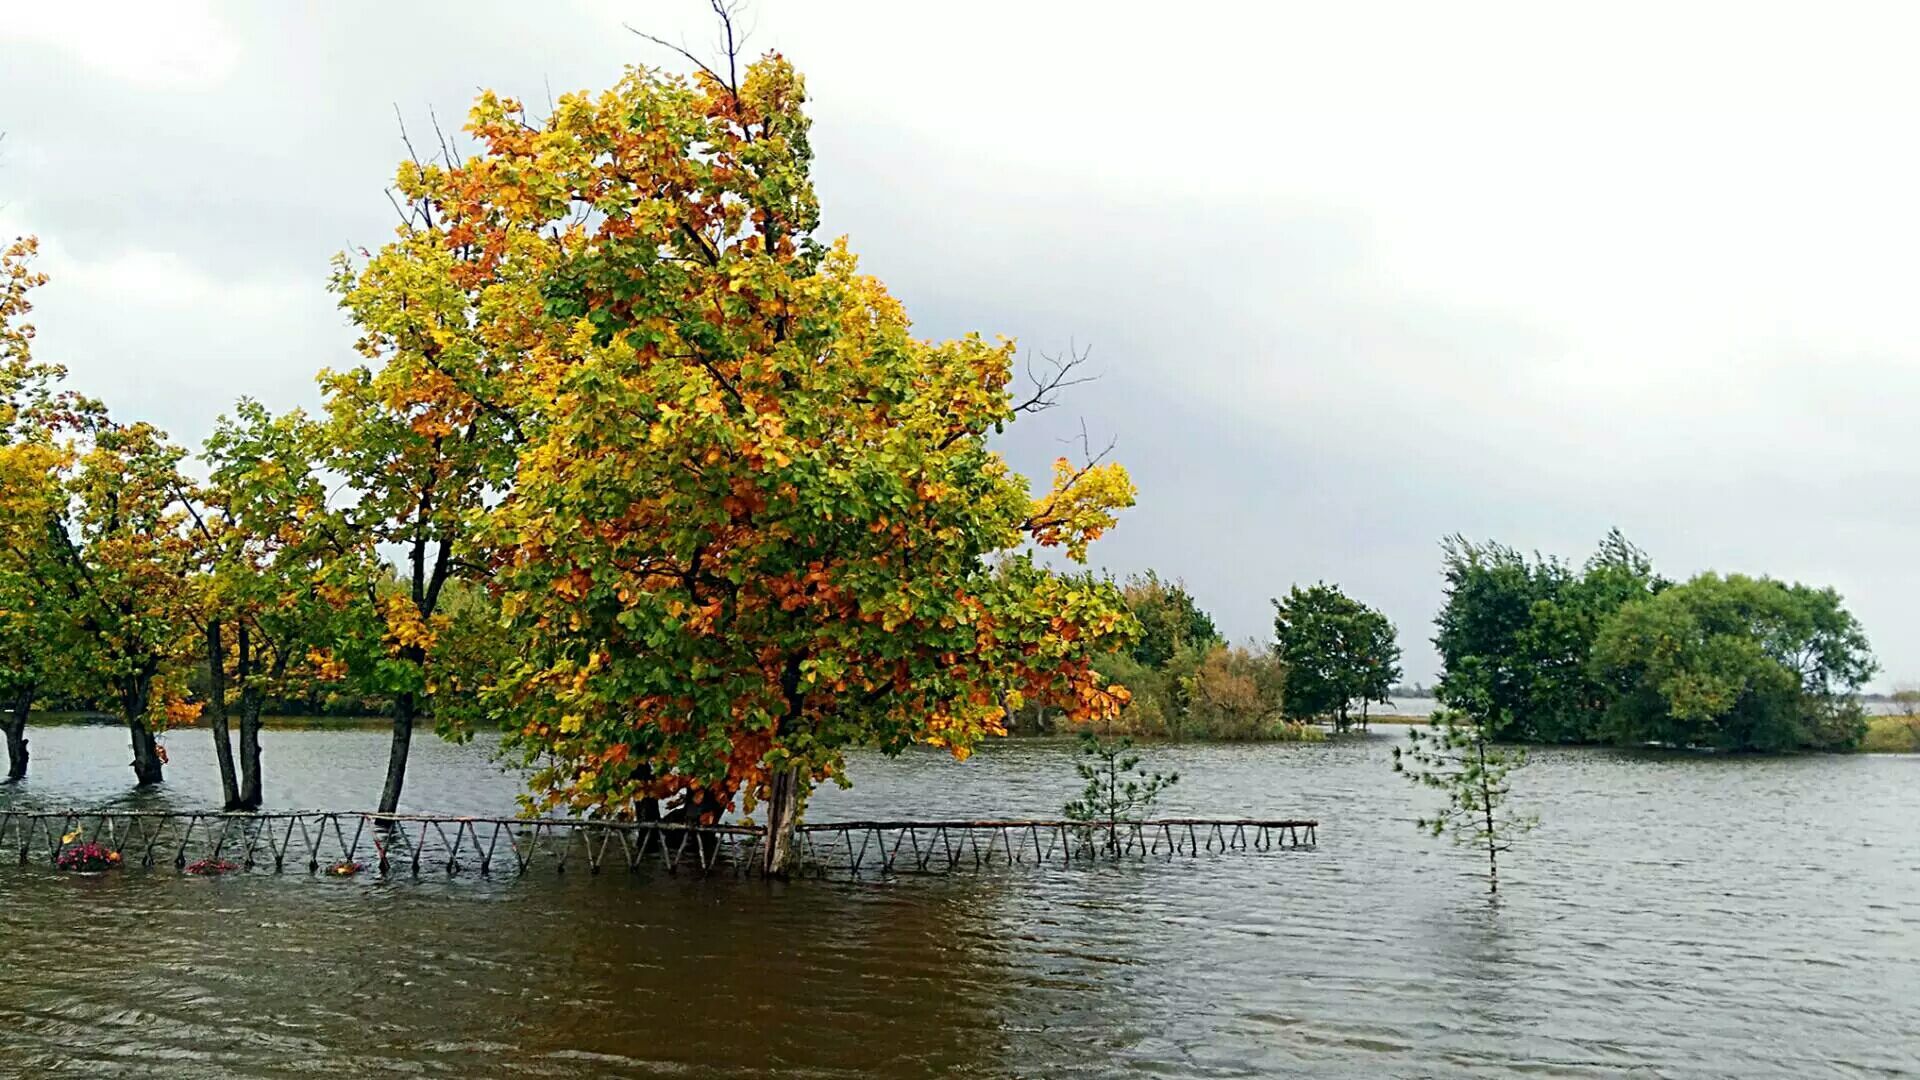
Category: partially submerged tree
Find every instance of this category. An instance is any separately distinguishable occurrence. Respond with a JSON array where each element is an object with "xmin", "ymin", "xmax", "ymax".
[
  {"xmin": 0, "ymin": 236, "xmax": 62, "ymax": 779},
  {"xmin": 0, "ymin": 244, "xmax": 199, "ymax": 784},
  {"xmin": 0, "ymin": 528, "xmax": 54, "ymax": 780},
  {"xmin": 14, "ymin": 420, "xmax": 203, "ymax": 785},
  {"xmin": 325, "ymin": 161, "xmax": 523, "ymax": 813},
  {"xmin": 359, "ymin": 41, "xmax": 1141, "ymax": 871},
  {"xmin": 1063, "ymin": 731, "xmax": 1178, "ymax": 851},
  {"xmin": 1393, "ymin": 710, "xmax": 1535, "ymax": 894},
  {"xmin": 196, "ymin": 401, "xmax": 344, "ymax": 809}
]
